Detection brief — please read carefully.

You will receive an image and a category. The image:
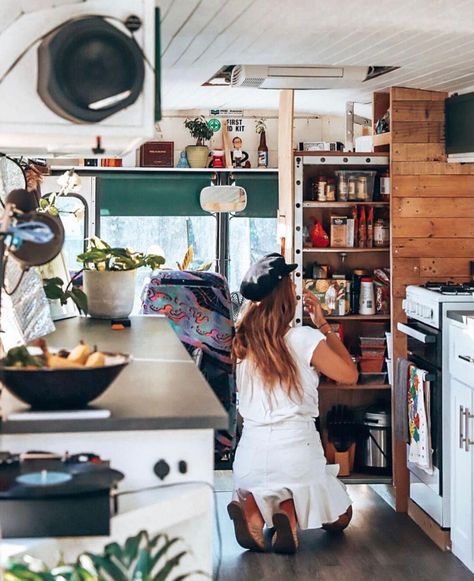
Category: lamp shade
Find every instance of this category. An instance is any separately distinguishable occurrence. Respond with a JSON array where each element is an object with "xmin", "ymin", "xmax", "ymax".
[{"xmin": 37, "ymin": 16, "xmax": 145, "ymax": 123}]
